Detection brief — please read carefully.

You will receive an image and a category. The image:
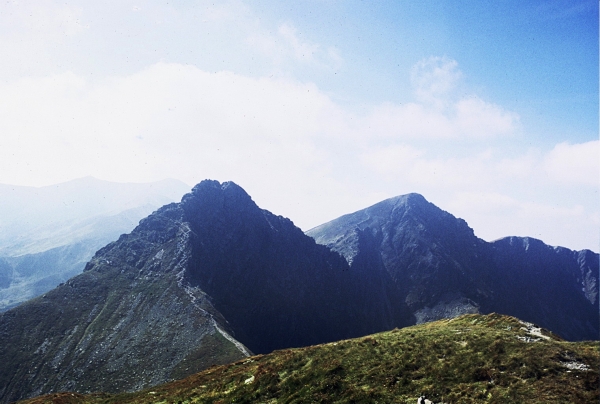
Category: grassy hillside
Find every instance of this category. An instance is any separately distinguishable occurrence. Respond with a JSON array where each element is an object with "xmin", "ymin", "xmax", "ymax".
[{"xmin": 20, "ymin": 314, "xmax": 599, "ymax": 404}]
